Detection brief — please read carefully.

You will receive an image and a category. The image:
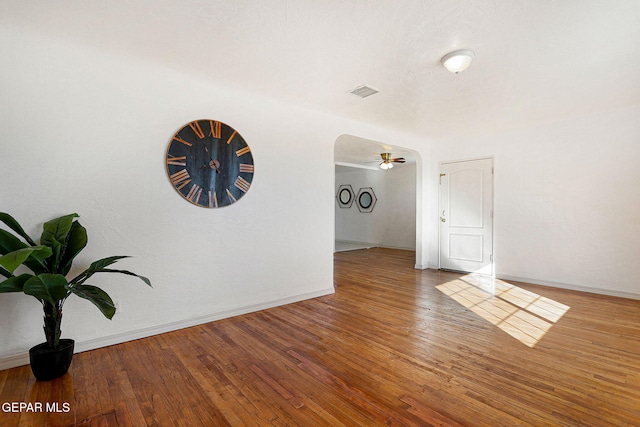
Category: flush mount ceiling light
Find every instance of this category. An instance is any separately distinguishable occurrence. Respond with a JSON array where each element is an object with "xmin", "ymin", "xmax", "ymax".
[{"xmin": 441, "ymin": 49, "xmax": 476, "ymax": 73}]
